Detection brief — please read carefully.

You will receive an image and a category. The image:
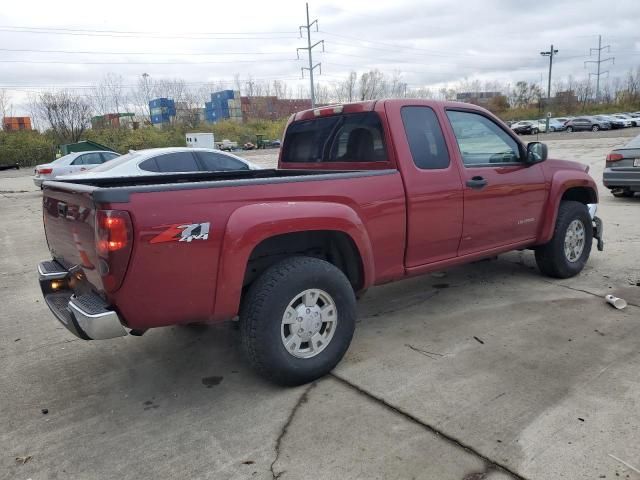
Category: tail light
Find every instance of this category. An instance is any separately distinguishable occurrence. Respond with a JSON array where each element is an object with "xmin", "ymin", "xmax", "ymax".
[
  {"xmin": 37, "ymin": 167, "xmax": 53, "ymax": 175},
  {"xmin": 95, "ymin": 210, "xmax": 133, "ymax": 292},
  {"xmin": 606, "ymin": 153, "xmax": 624, "ymax": 163}
]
